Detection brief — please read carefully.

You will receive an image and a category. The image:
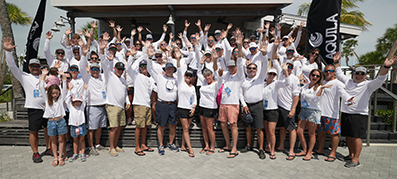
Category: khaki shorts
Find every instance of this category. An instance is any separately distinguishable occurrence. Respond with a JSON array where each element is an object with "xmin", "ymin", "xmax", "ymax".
[
  {"xmin": 134, "ymin": 105, "xmax": 152, "ymax": 128},
  {"xmin": 106, "ymin": 104, "xmax": 126, "ymax": 128},
  {"xmin": 218, "ymin": 104, "xmax": 239, "ymax": 124}
]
